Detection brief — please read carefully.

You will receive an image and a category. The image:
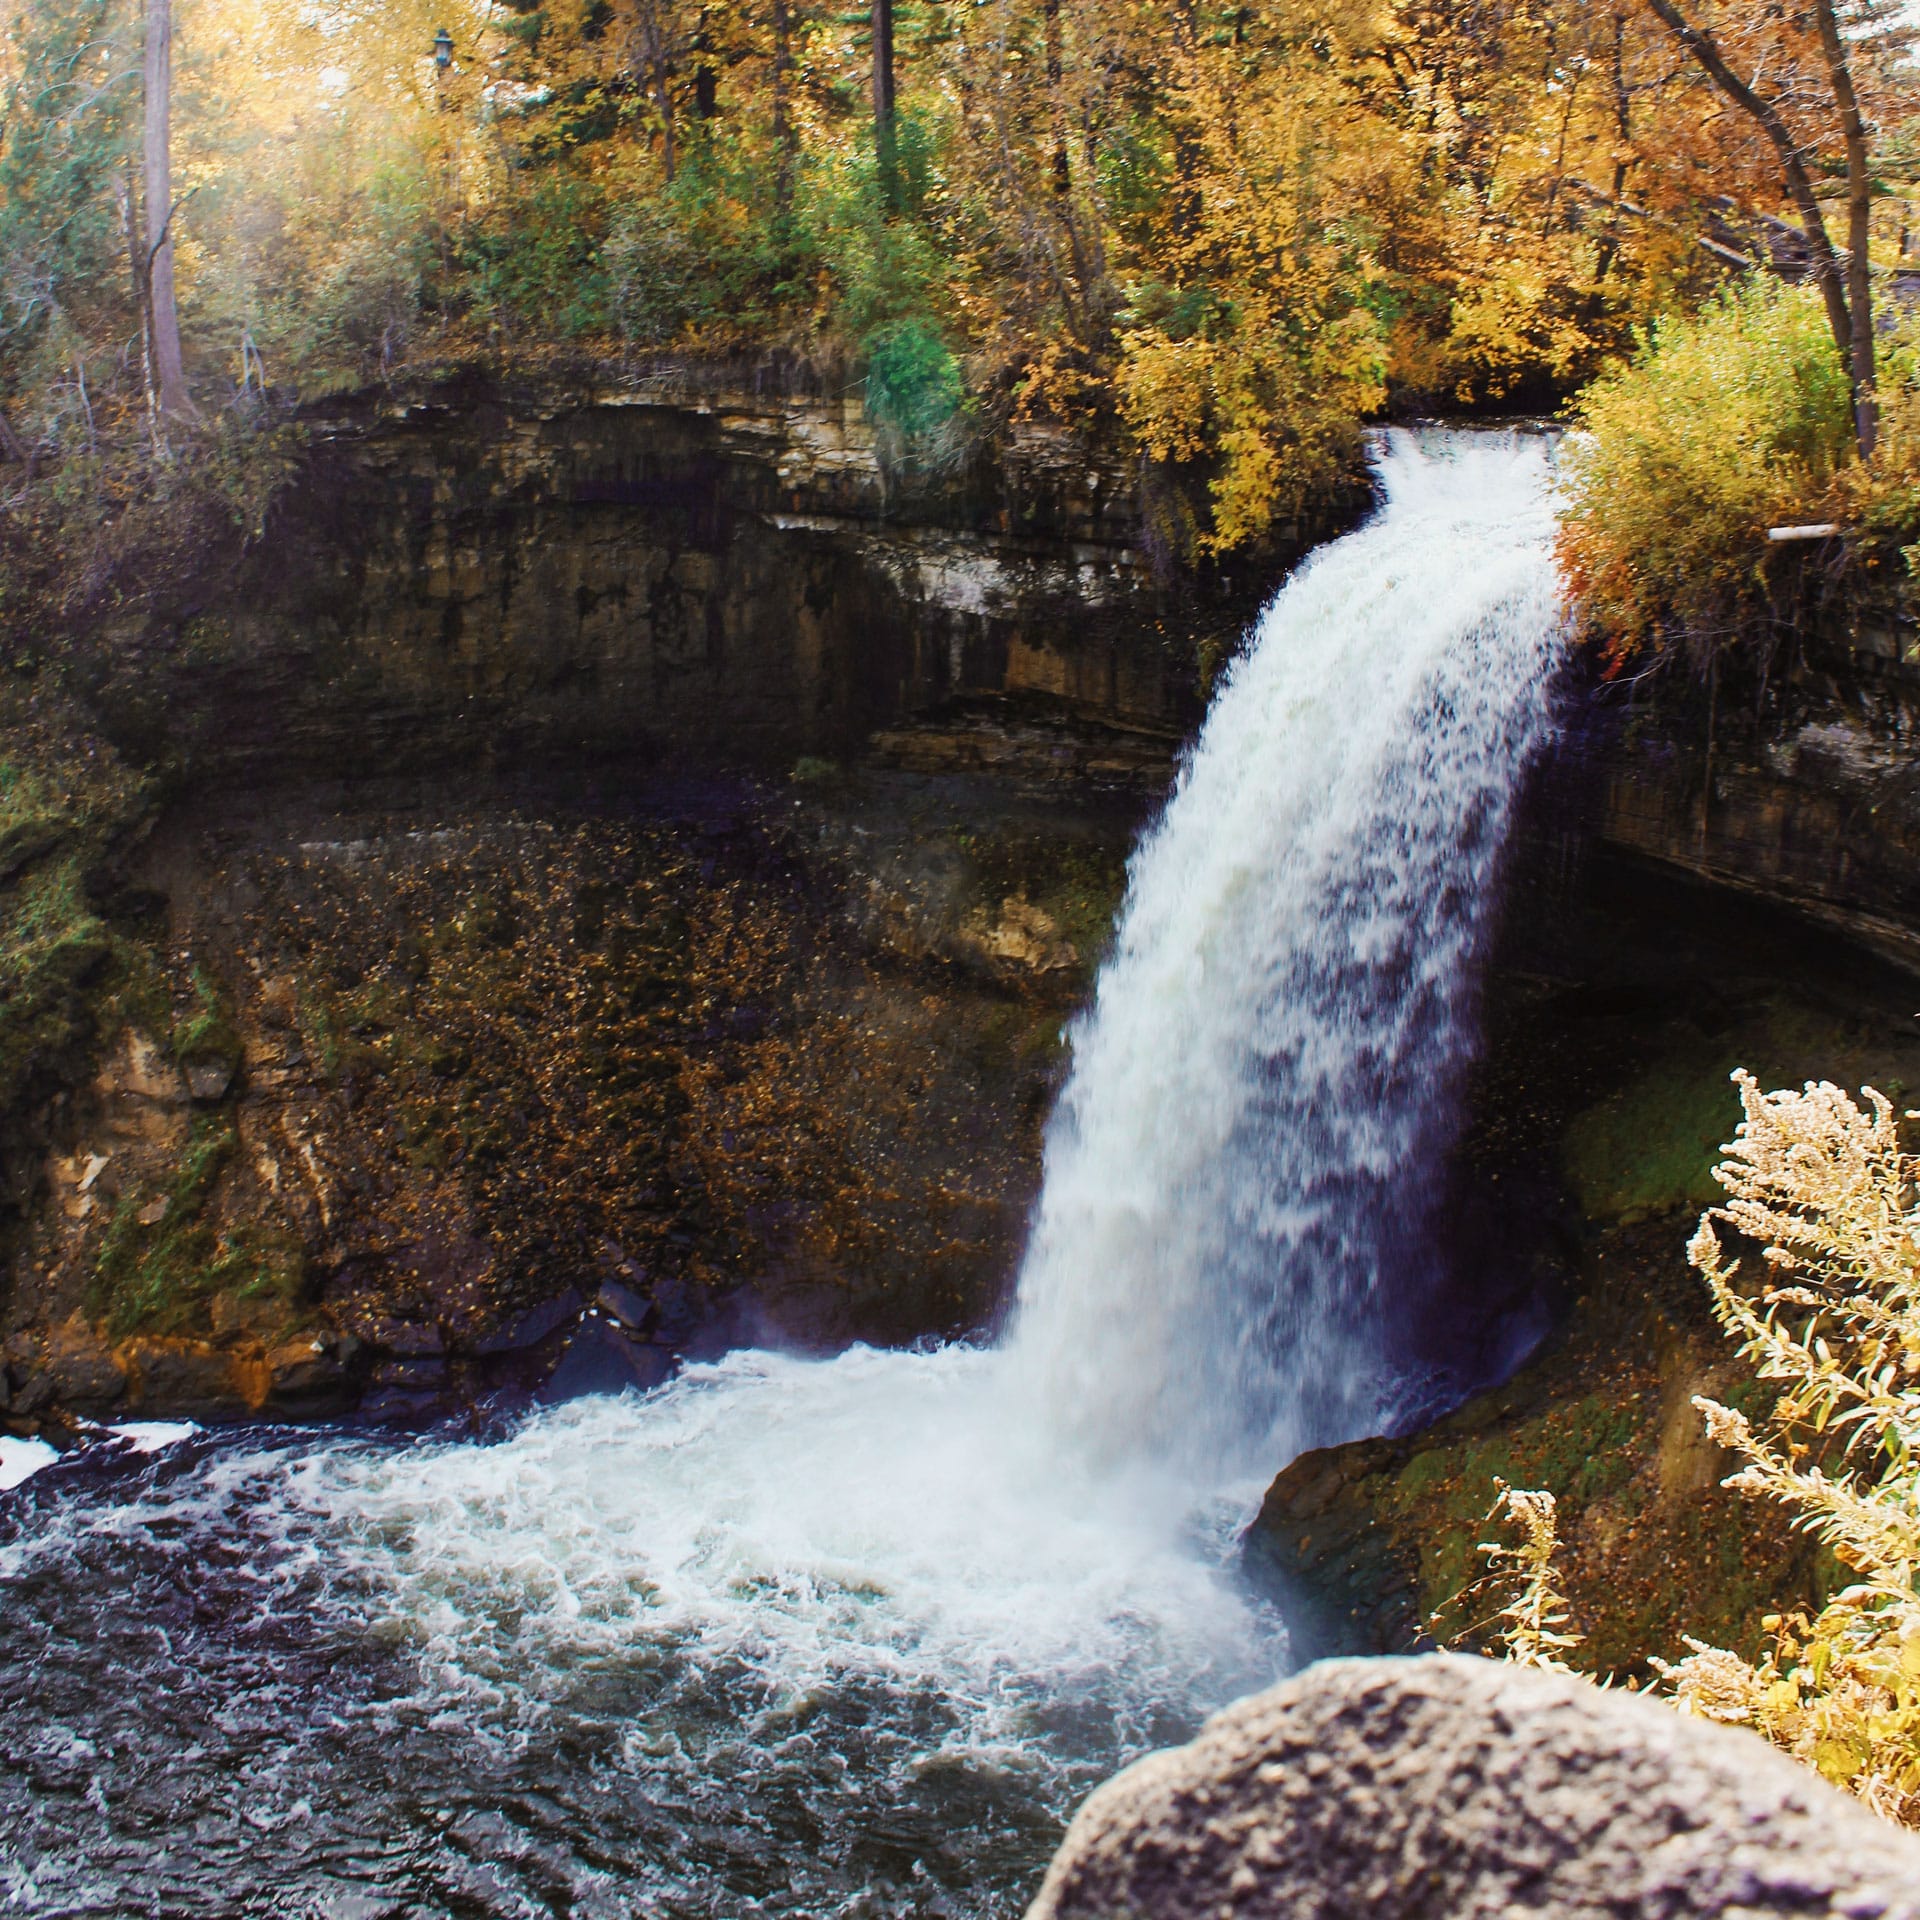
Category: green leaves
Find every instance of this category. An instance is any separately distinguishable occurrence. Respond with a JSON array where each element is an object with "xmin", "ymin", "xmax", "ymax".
[{"xmin": 863, "ymin": 316, "xmax": 962, "ymax": 439}]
